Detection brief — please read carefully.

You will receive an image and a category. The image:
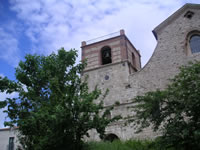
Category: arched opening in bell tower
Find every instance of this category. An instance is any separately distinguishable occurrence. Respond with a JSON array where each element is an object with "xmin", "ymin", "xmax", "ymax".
[{"xmin": 101, "ymin": 46, "xmax": 112, "ymax": 65}]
